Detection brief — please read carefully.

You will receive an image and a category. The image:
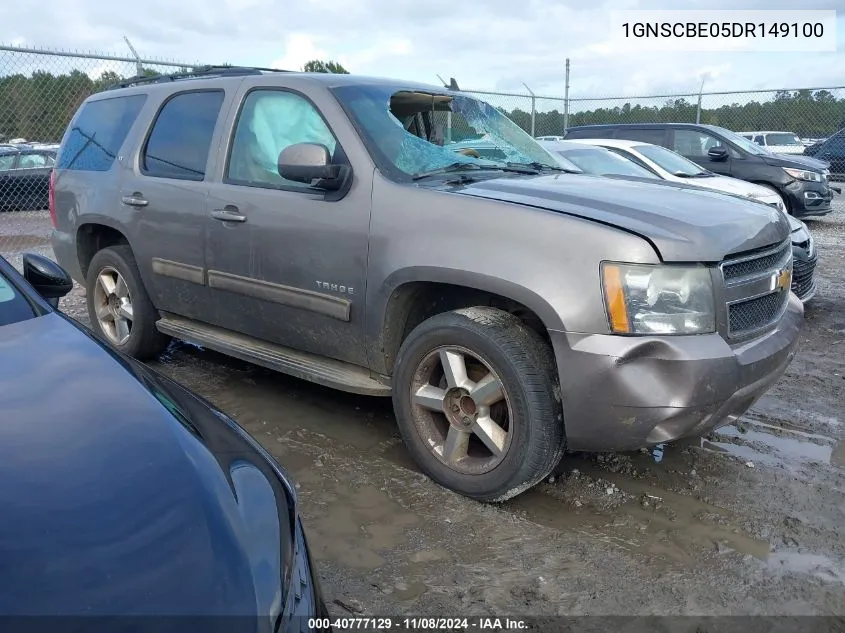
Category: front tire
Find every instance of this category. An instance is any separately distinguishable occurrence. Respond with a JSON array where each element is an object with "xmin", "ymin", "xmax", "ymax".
[
  {"xmin": 392, "ymin": 307, "xmax": 565, "ymax": 502},
  {"xmin": 86, "ymin": 245, "xmax": 170, "ymax": 360}
]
